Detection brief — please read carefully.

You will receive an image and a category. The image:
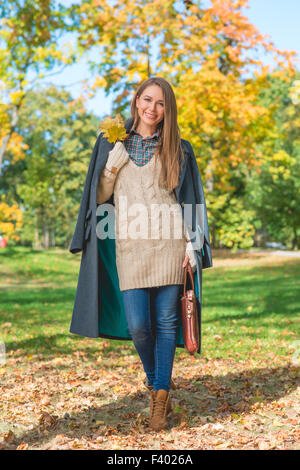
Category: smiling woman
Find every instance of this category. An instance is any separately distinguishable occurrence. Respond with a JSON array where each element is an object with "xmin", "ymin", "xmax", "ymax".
[{"xmin": 69, "ymin": 76, "xmax": 213, "ymax": 432}]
